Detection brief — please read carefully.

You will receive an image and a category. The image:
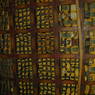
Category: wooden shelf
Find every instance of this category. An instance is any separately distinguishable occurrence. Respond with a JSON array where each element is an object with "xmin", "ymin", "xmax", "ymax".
[
  {"xmin": 39, "ymin": 79, "xmax": 78, "ymax": 84},
  {"xmin": 84, "ymin": 25, "xmax": 95, "ymax": 31},
  {"xmin": 61, "ymin": 80, "xmax": 78, "ymax": 84},
  {"xmin": 15, "ymin": 26, "xmax": 78, "ymax": 33},
  {"xmin": 1, "ymin": 54, "xmax": 95, "ymax": 59},
  {"xmin": 0, "ymin": 76, "xmax": 15, "ymax": 80},
  {"xmin": 0, "ymin": 54, "xmax": 14, "ymax": 58},
  {"xmin": 37, "ymin": 26, "xmax": 78, "ymax": 32},
  {"xmin": 0, "ymin": 26, "xmax": 94, "ymax": 35},
  {"xmin": 0, "ymin": 30, "xmax": 9, "ymax": 34},
  {"xmin": 1, "ymin": 25, "xmax": 95, "ymax": 34},
  {"xmin": 0, "ymin": 54, "xmax": 79, "ymax": 58},
  {"xmin": 15, "ymin": 29, "xmax": 33, "ymax": 33},
  {"xmin": 0, "ymin": 76, "xmax": 78, "ymax": 84},
  {"xmin": 85, "ymin": 81, "xmax": 95, "ymax": 85},
  {"xmin": 83, "ymin": 0, "xmax": 95, "ymax": 3},
  {"xmin": 0, "ymin": 54, "xmax": 33, "ymax": 58},
  {"xmin": 38, "ymin": 54, "xmax": 79, "ymax": 59},
  {"xmin": 85, "ymin": 54, "xmax": 95, "ymax": 59},
  {"xmin": 0, "ymin": 31, "xmax": 3, "ymax": 34},
  {"xmin": 17, "ymin": 79, "xmax": 78, "ymax": 84},
  {"xmin": 15, "ymin": 0, "xmax": 76, "ymax": 9}
]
